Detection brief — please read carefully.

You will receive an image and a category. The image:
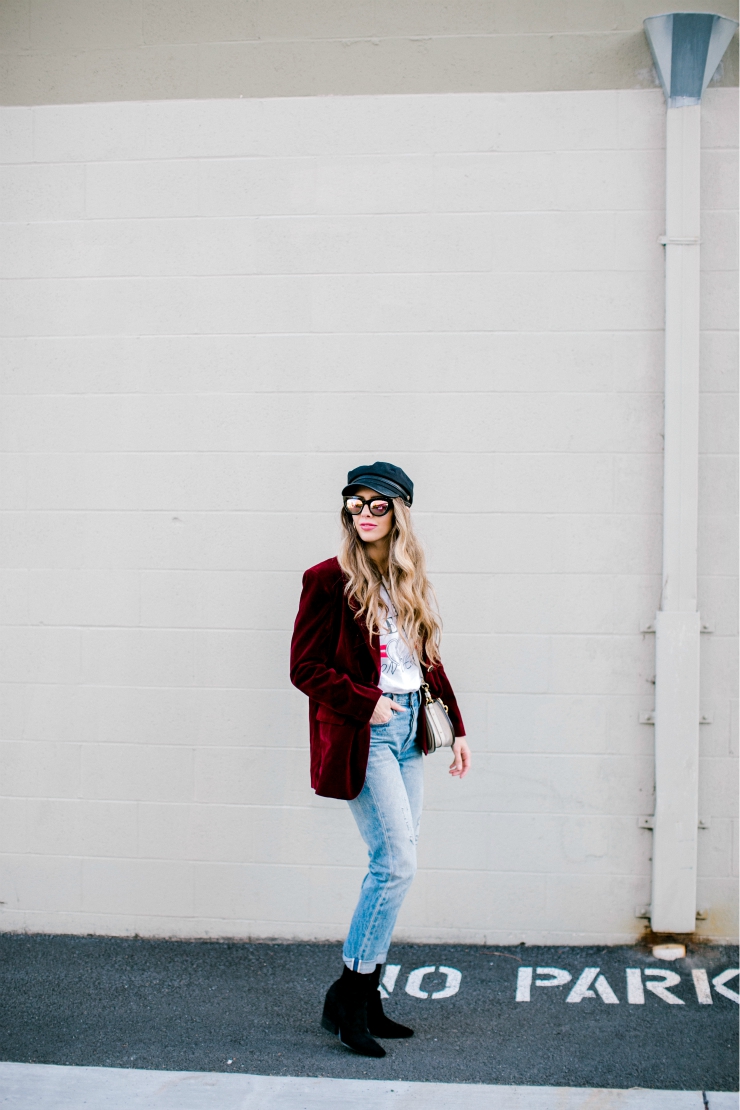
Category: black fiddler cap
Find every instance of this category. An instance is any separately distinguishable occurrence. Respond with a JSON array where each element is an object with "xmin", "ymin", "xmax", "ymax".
[{"xmin": 342, "ymin": 461, "xmax": 414, "ymax": 505}]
